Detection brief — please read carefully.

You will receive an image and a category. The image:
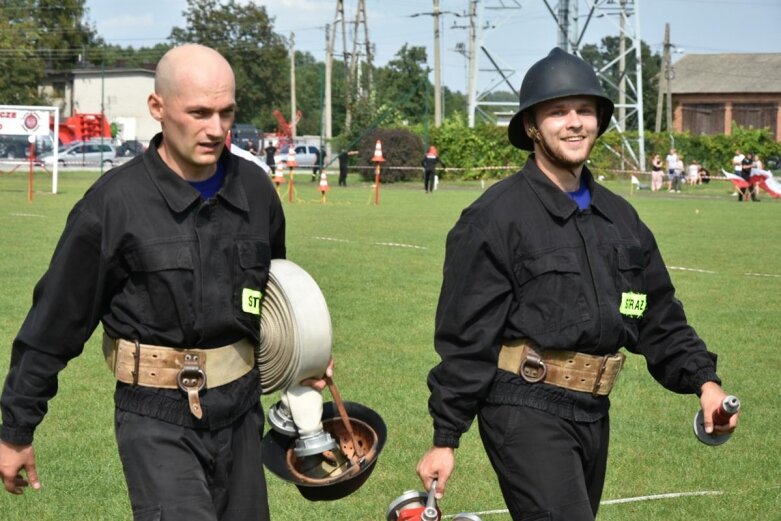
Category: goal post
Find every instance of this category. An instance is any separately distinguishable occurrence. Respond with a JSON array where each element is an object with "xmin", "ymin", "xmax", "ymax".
[{"xmin": 0, "ymin": 105, "xmax": 60, "ymax": 194}]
